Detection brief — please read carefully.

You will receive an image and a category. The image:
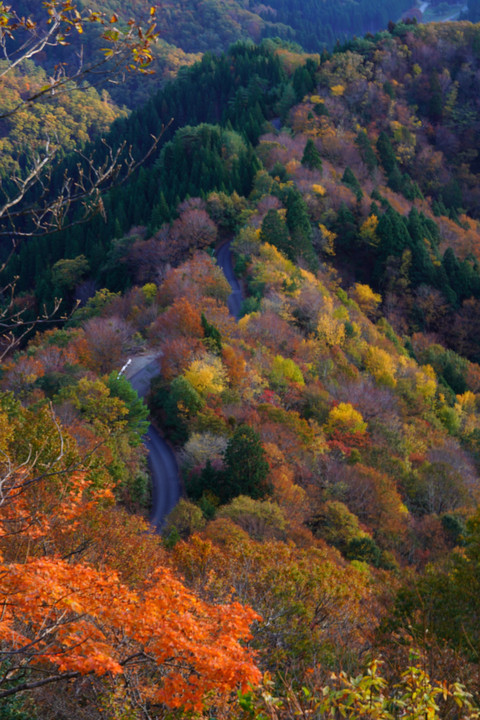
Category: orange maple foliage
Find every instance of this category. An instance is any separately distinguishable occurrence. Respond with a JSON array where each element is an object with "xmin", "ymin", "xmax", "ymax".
[
  {"xmin": 0, "ymin": 419, "xmax": 262, "ymax": 711},
  {"xmin": 0, "ymin": 556, "xmax": 261, "ymax": 709},
  {"xmin": 150, "ymin": 296, "xmax": 203, "ymax": 341}
]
